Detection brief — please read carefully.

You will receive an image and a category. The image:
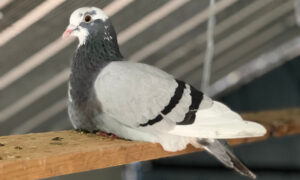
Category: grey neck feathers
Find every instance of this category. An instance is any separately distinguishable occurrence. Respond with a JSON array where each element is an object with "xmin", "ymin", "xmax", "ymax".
[{"xmin": 69, "ymin": 35, "xmax": 123, "ymax": 108}]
